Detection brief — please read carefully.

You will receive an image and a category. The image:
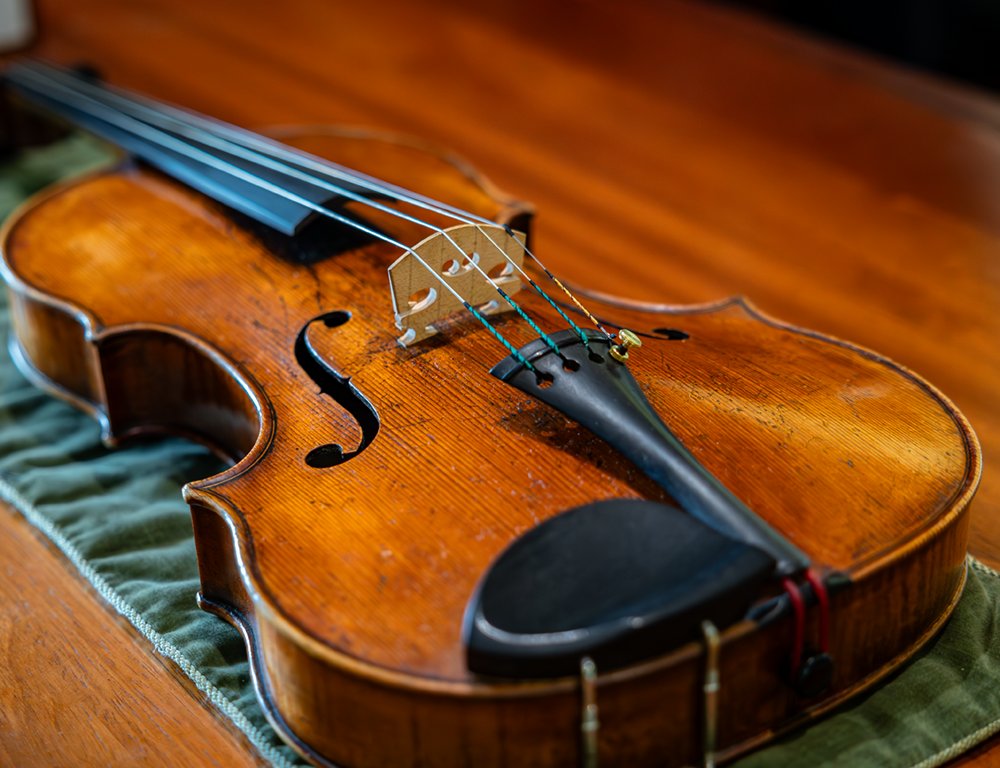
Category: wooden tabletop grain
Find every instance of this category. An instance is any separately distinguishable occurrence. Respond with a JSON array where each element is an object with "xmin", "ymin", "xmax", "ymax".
[{"xmin": 2, "ymin": 0, "xmax": 998, "ymax": 764}]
